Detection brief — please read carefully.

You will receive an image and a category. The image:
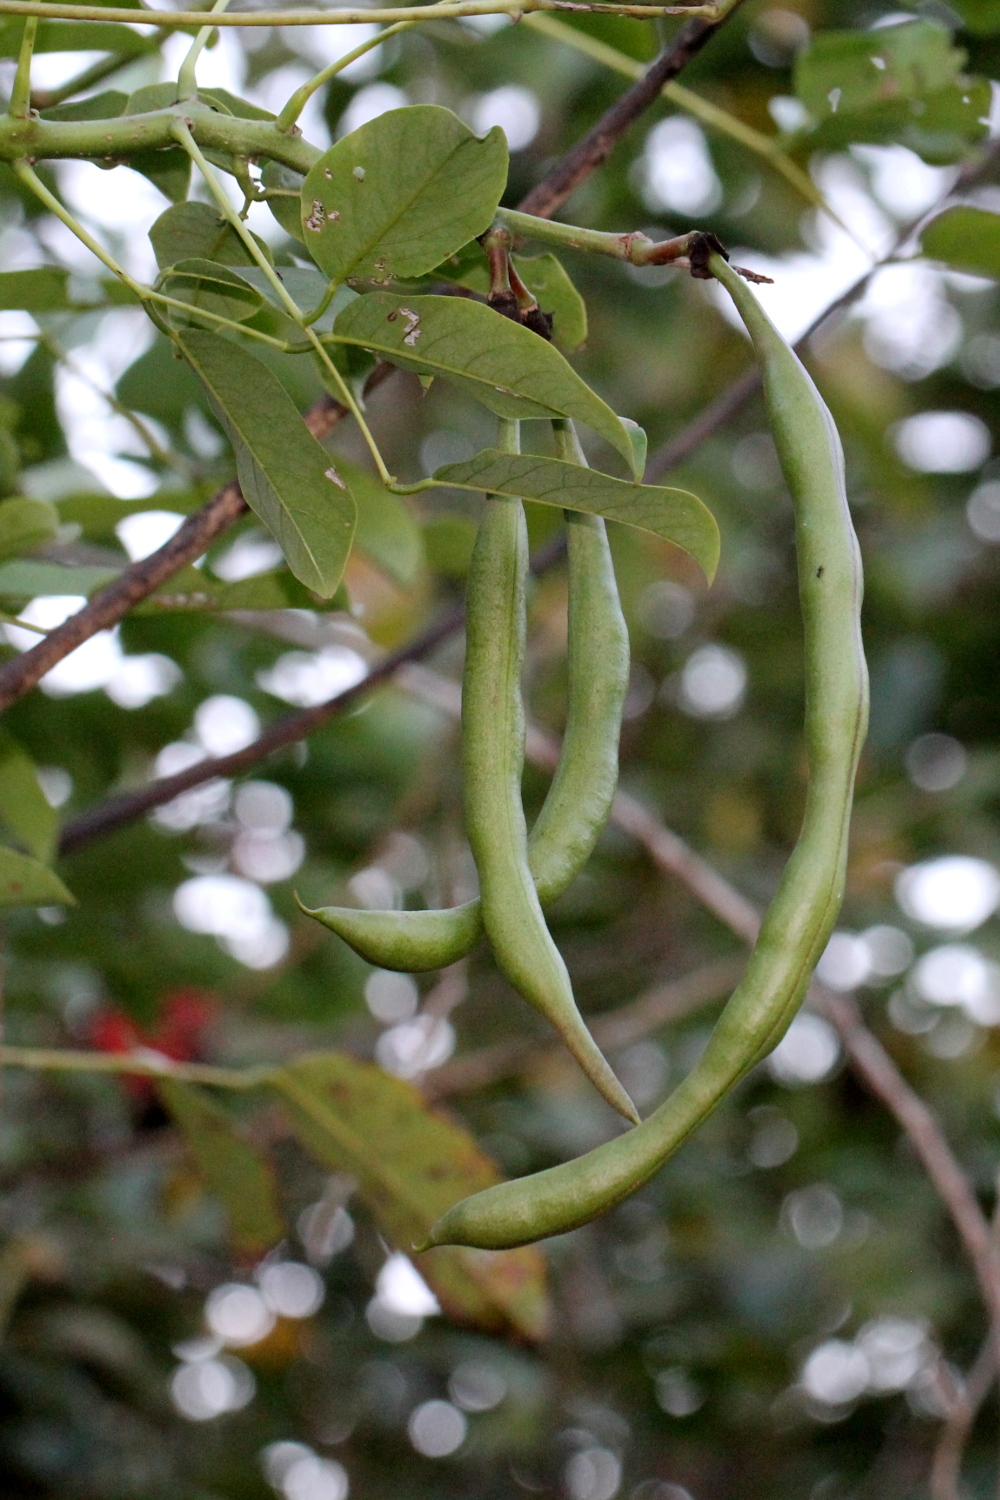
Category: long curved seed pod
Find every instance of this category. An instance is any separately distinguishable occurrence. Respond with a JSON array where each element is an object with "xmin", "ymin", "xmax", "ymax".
[
  {"xmin": 463, "ymin": 417, "xmax": 637, "ymax": 1125},
  {"xmin": 300, "ymin": 422, "xmax": 630, "ymax": 972},
  {"xmin": 420, "ymin": 254, "xmax": 869, "ymax": 1250}
]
